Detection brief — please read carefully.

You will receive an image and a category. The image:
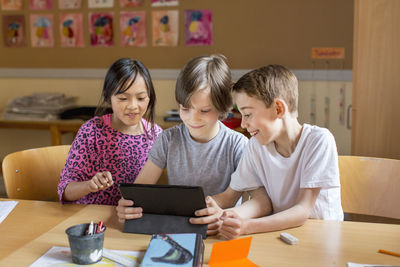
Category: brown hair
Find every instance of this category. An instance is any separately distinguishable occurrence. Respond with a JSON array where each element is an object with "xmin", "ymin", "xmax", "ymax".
[
  {"xmin": 175, "ymin": 54, "xmax": 232, "ymax": 119},
  {"xmin": 232, "ymin": 64, "xmax": 298, "ymax": 114}
]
